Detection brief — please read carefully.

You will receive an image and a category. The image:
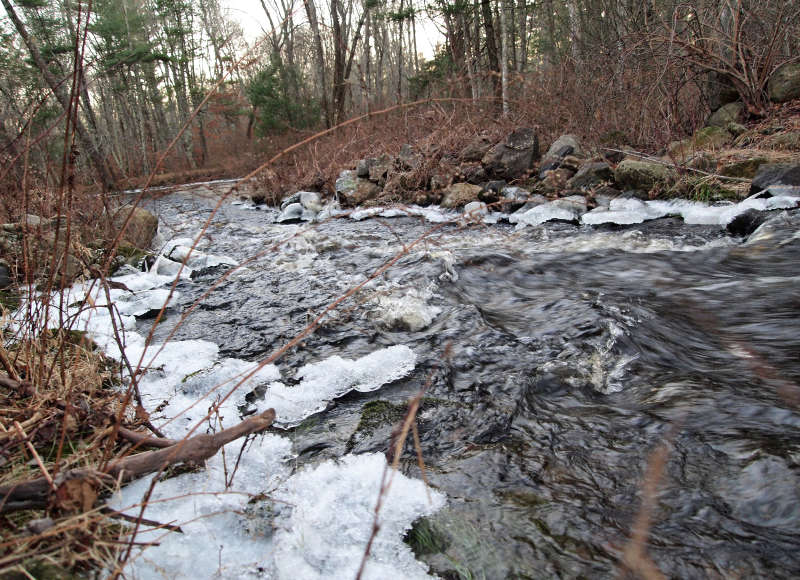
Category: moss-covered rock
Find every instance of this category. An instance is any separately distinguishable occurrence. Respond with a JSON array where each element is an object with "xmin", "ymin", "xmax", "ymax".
[
  {"xmin": 719, "ymin": 157, "xmax": 769, "ymax": 179},
  {"xmin": 668, "ymin": 126, "xmax": 732, "ymax": 161},
  {"xmin": 707, "ymin": 102, "xmax": 743, "ymax": 127},
  {"xmin": 768, "ymin": 62, "xmax": 800, "ymax": 103},
  {"xmin": 614, "ymin": 159, "xmax": 677, "ymax": 192},
  {"xmin": 766, "ymin": 132, "xmax": 800, "ymax": 151}
]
